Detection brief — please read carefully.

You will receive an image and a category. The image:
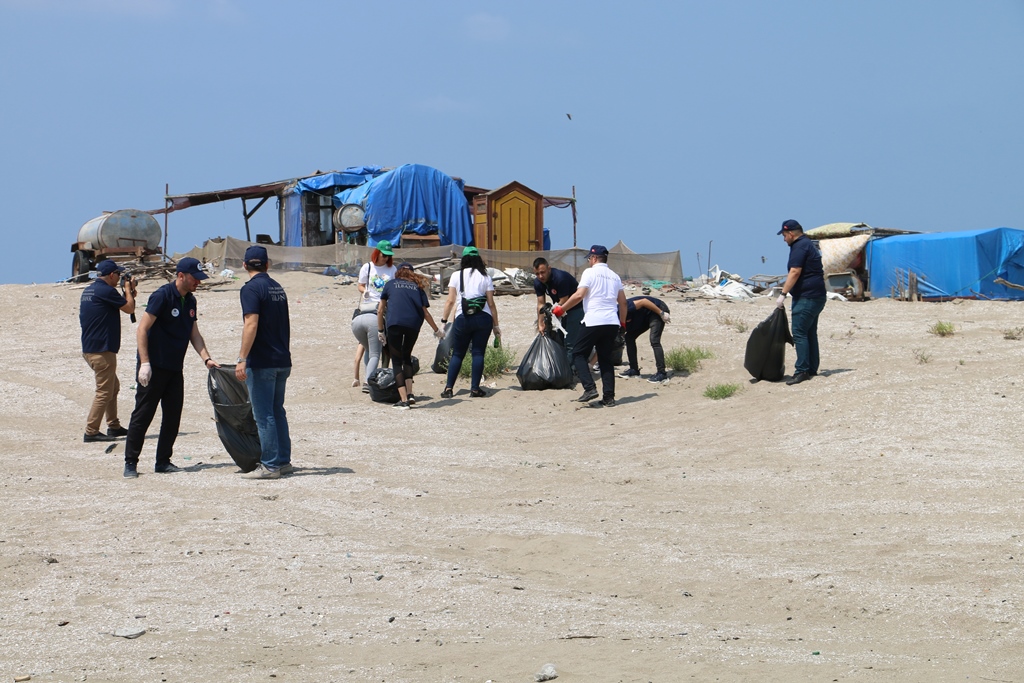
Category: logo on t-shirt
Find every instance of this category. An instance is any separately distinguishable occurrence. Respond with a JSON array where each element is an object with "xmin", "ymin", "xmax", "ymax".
[
  {"xmin": 171, "ymin": 308, "xmax": 179, "ymax": 318},
  {"xmin": 190, "ymin": 309, "xmax": 196, "ymax": 318}
]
